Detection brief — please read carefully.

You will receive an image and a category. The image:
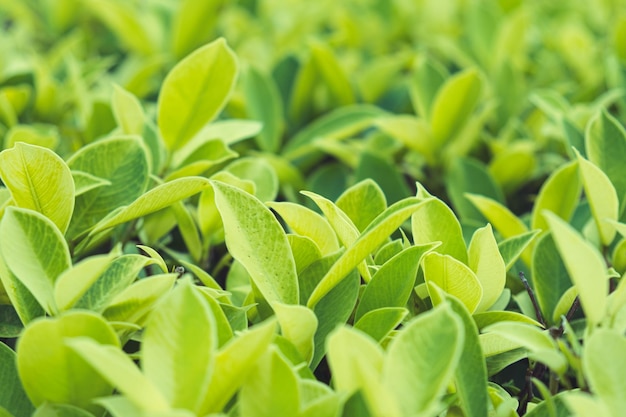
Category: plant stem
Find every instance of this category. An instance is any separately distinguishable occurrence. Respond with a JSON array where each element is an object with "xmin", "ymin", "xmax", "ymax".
[{"xmin": 519, "ymin": 272, "xmax": 547, "ymax": 328}]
